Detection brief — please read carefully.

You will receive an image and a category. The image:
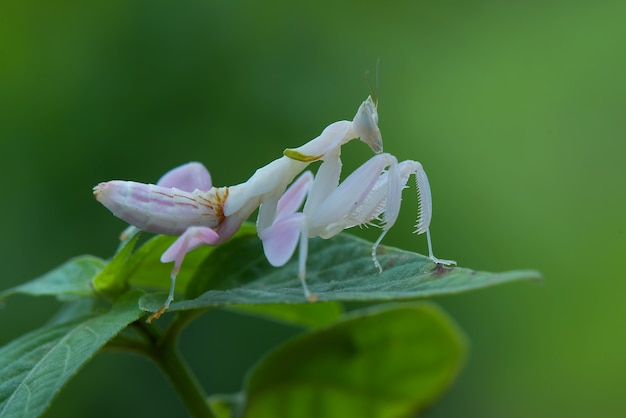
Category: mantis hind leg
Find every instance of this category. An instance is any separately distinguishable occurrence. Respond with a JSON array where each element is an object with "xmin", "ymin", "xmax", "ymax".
[{"xmin": 147, "ymin": 226, "xmax": 221, "ymax": 322}]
